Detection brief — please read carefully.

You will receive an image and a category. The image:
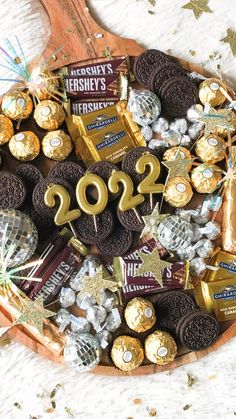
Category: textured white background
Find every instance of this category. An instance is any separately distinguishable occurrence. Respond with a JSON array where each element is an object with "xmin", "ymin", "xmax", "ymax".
[{"xmin": 1, "ymin": 1, "xmax": 236, "ymax": 418}]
